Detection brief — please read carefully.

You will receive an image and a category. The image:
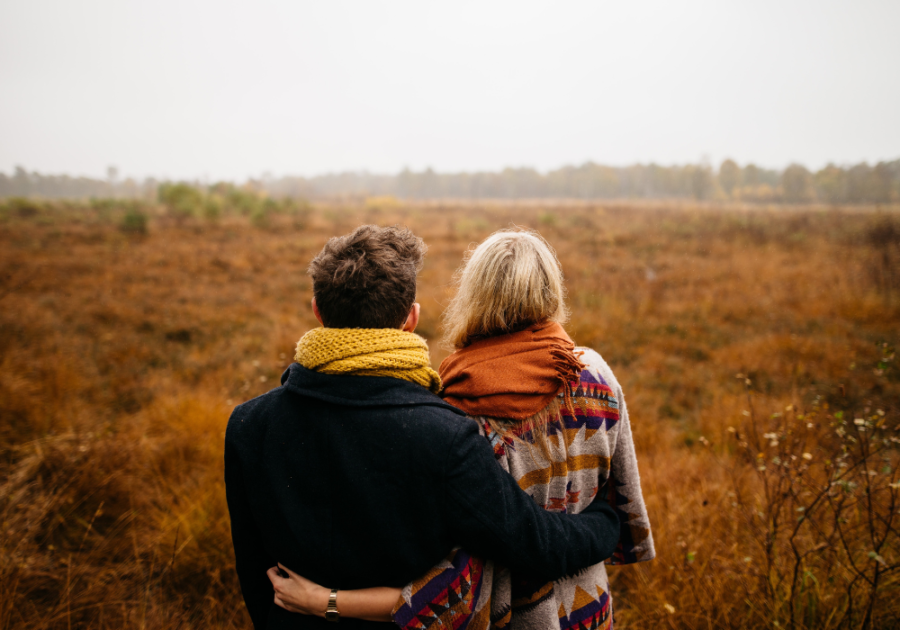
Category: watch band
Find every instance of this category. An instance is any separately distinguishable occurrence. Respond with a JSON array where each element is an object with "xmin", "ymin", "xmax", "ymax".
[{"xmin": 325, "ymin": 588, "xmax": 340, "ymax": 622}]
